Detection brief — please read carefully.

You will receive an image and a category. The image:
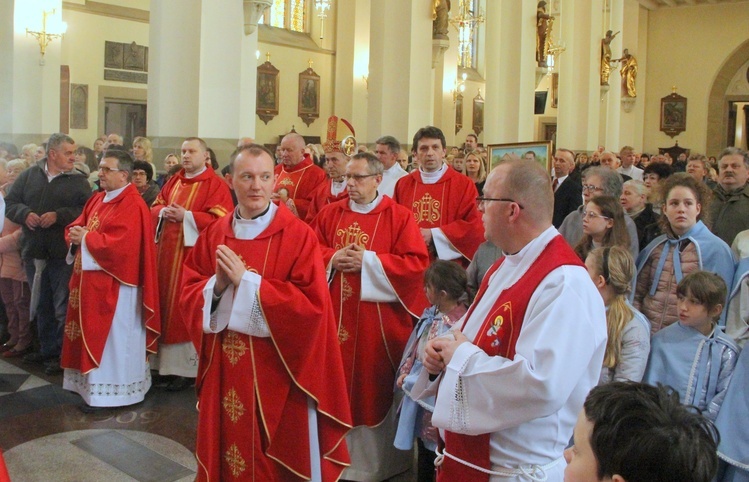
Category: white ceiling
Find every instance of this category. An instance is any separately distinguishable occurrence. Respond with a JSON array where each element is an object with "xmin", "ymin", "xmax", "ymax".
[{"xmin": 638, "ymin": 0, "xmax": 749, "ymax": 9}]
